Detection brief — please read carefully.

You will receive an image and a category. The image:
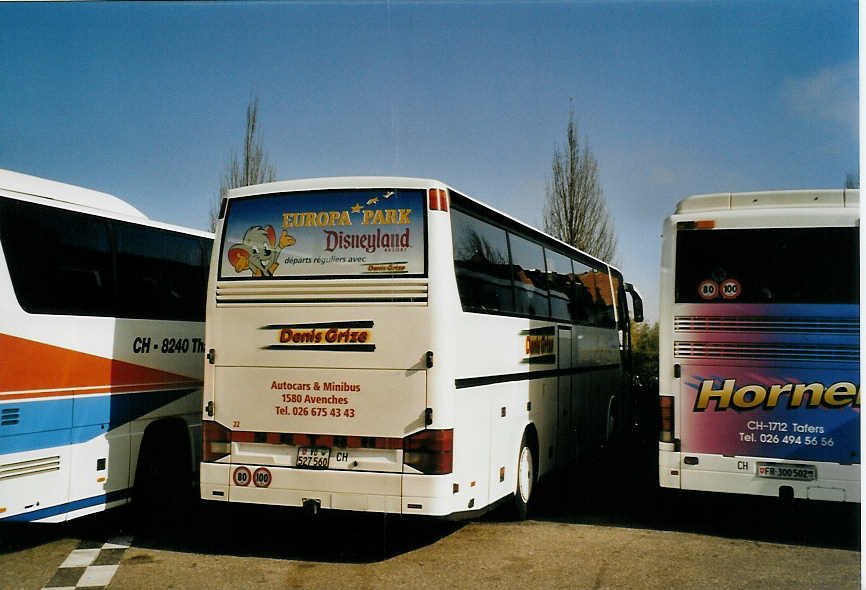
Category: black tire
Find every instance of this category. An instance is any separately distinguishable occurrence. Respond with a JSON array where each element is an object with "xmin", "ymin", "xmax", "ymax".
[
  {"xmin": 512, "ymin": 433, "xmax": 535, "ymax": 521},
  {"xmin": 133, "ymin": 422, "xmax": 192, "ymax": 530}
]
